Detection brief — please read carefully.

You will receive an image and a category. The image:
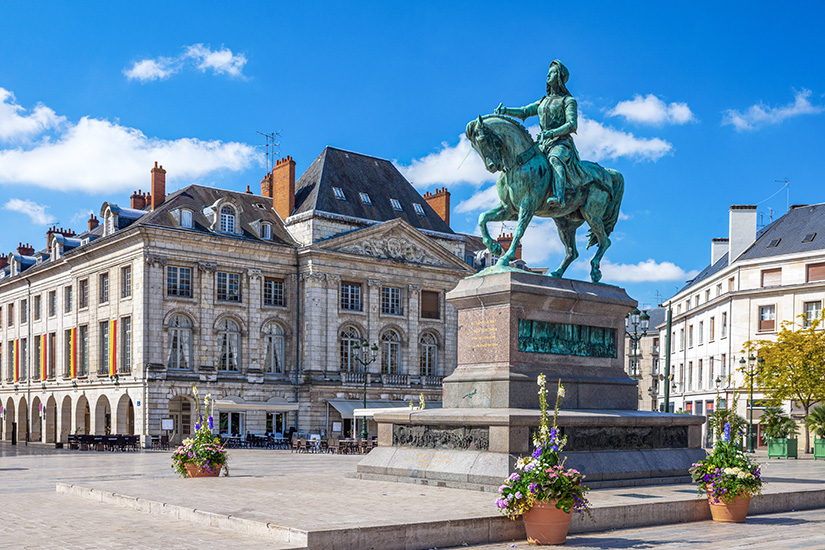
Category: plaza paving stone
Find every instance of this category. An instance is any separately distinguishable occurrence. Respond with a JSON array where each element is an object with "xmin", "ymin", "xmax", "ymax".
[{"xmin": 1, "ymin": 442, "xmax": 824, "ymax": 549}]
